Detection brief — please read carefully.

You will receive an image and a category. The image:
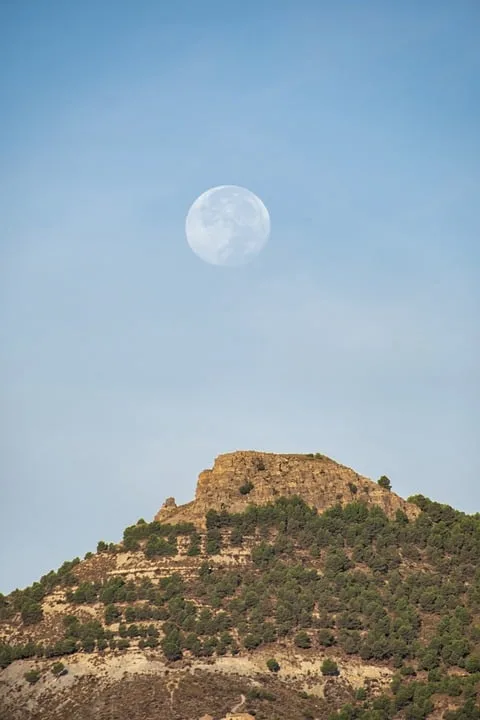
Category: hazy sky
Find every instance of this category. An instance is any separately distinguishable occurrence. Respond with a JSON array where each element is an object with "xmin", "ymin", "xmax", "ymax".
[{"xmin": 1, "ymin": 1, "xmax": 479, "ymax": 593}]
